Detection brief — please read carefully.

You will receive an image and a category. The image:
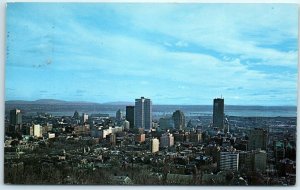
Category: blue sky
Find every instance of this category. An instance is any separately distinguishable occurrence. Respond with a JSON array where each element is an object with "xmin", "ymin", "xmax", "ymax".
[{"xmin": 5, "ymin": 3, "xmax": 298, "ymax": 105}]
